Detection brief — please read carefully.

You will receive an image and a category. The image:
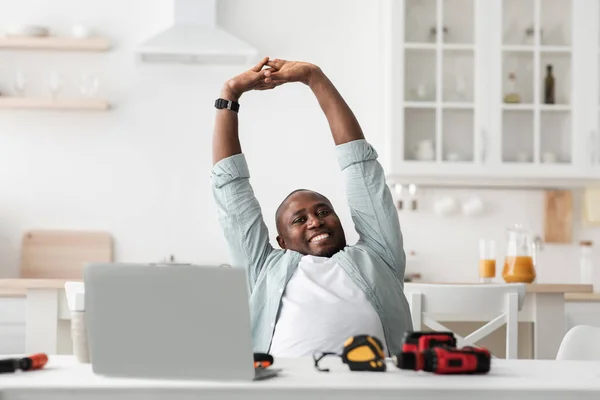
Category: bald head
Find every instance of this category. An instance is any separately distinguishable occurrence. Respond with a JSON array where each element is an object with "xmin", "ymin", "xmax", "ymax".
[
  {"xmin": 275, "ymin": 189, "xmax": 346, "ymax": 257},
  {"xmin": 275, "ymin": 189, "xmax": 329, "ymax": 233}
]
